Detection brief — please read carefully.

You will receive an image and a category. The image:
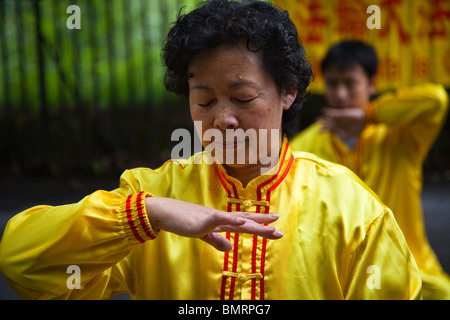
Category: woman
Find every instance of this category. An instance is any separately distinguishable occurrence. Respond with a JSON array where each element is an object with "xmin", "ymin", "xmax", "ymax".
[{"xmin": 0, "ymin": 0, "xmax": 421, "ymax": 299}]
